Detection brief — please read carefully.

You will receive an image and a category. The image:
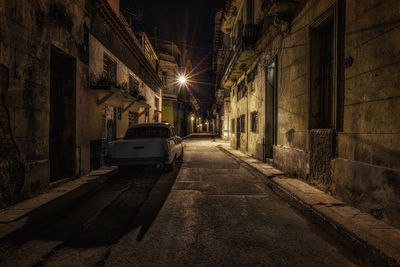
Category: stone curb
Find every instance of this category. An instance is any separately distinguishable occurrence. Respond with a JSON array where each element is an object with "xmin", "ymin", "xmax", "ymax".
[
  {"xmin": 0, "ymin": 166, "xmax": 118, "ymax": 240},
  {"xmin": 182, "ymin": 133, "xmax": 216, "ymax": 140},
  {"xmin": 218, "ymin": 144, "xmax": 400, "ymax": 266}
]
